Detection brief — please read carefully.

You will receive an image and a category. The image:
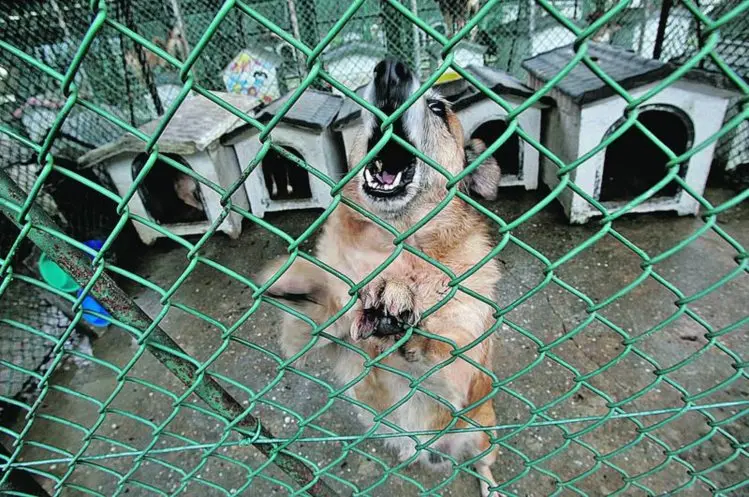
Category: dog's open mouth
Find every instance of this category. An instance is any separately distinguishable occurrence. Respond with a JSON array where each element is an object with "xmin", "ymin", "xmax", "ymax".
[
  {"xmin": 362, "ymin": 123, "xmax": 417, "ymax": 199},
  {"xmin": 362, "ymin": 157, "xmax": 415, "ymax": 198}
]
